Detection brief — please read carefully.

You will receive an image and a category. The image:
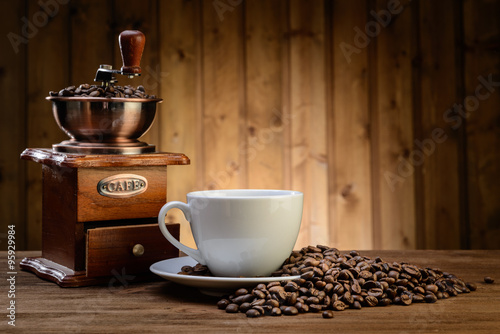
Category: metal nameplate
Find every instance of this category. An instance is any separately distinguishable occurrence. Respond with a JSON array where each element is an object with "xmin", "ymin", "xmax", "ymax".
[{"xmin": 97, "ymin": 174, "xmax": 148, "ymax": 199}]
